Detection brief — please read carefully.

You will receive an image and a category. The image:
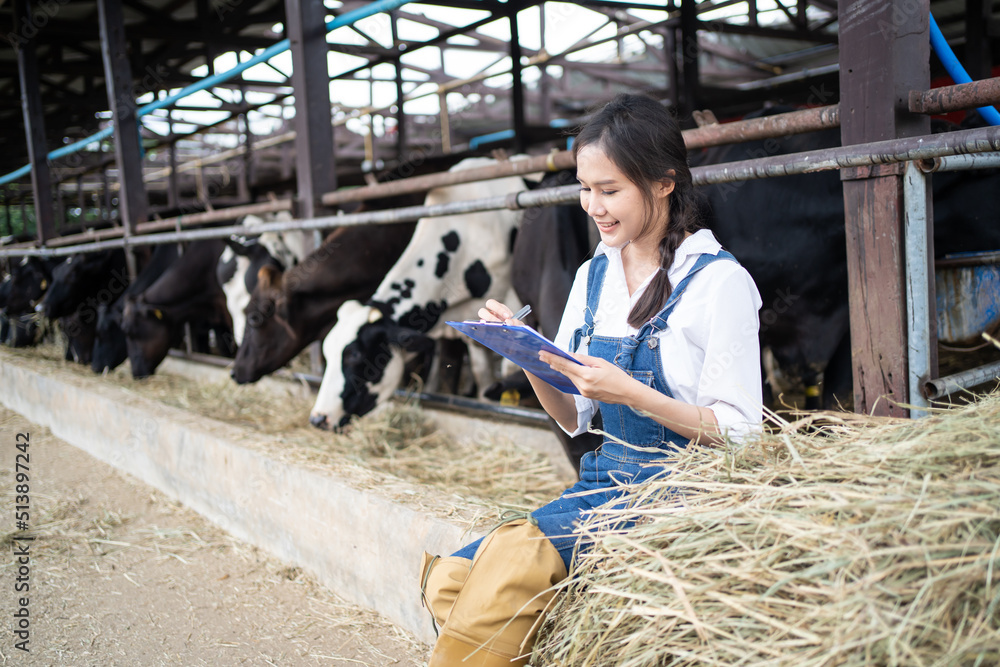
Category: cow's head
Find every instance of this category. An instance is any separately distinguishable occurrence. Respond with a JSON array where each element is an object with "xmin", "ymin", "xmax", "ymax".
[
  {"xmin": 121, "ymin": 293, "xmax": 174, "ymax": 379},
  {"xmin": 91, "ymin": 301, "xmax": 128, "ymax": 373},
  {"xmin": 309, "ymin": 300, "xmax": 434, "ymax": 431},
  {"xmin": 232, "ymin": 264, "xmax": 298, "ymax": 383},
  {"xmin": 219, "ymin": 237, "xmax": 284, "ymax": 347},
  {"xmin": 5, "ymin": 257, "xmax": 52, "ymax": 316},
  {"xmin": 36, "ymin": 256, "xmax": 78, "ymax": 320}
]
